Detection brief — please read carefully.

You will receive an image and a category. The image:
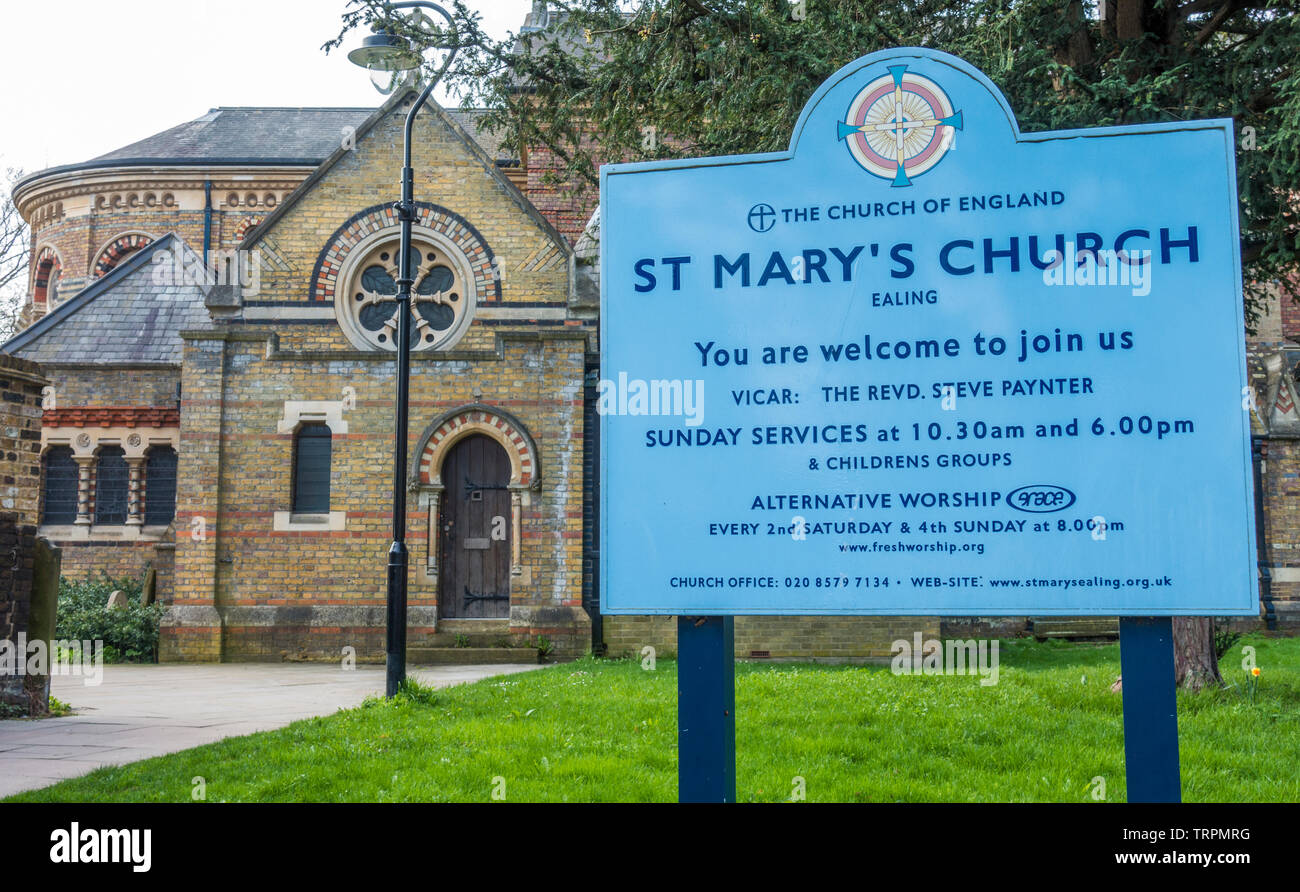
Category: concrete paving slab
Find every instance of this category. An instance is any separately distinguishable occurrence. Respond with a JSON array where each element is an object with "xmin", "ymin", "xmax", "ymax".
[
  {"xmin": 0, "ymin": 662, "xmax": 548, "ymax": 799},
  {"xmin": 47, "ymin": 722, "xmax": 133, "ymax": 734},
  {"xmin": 4, "ymin": 744, "xmax": 130, "ymax": 759}
]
